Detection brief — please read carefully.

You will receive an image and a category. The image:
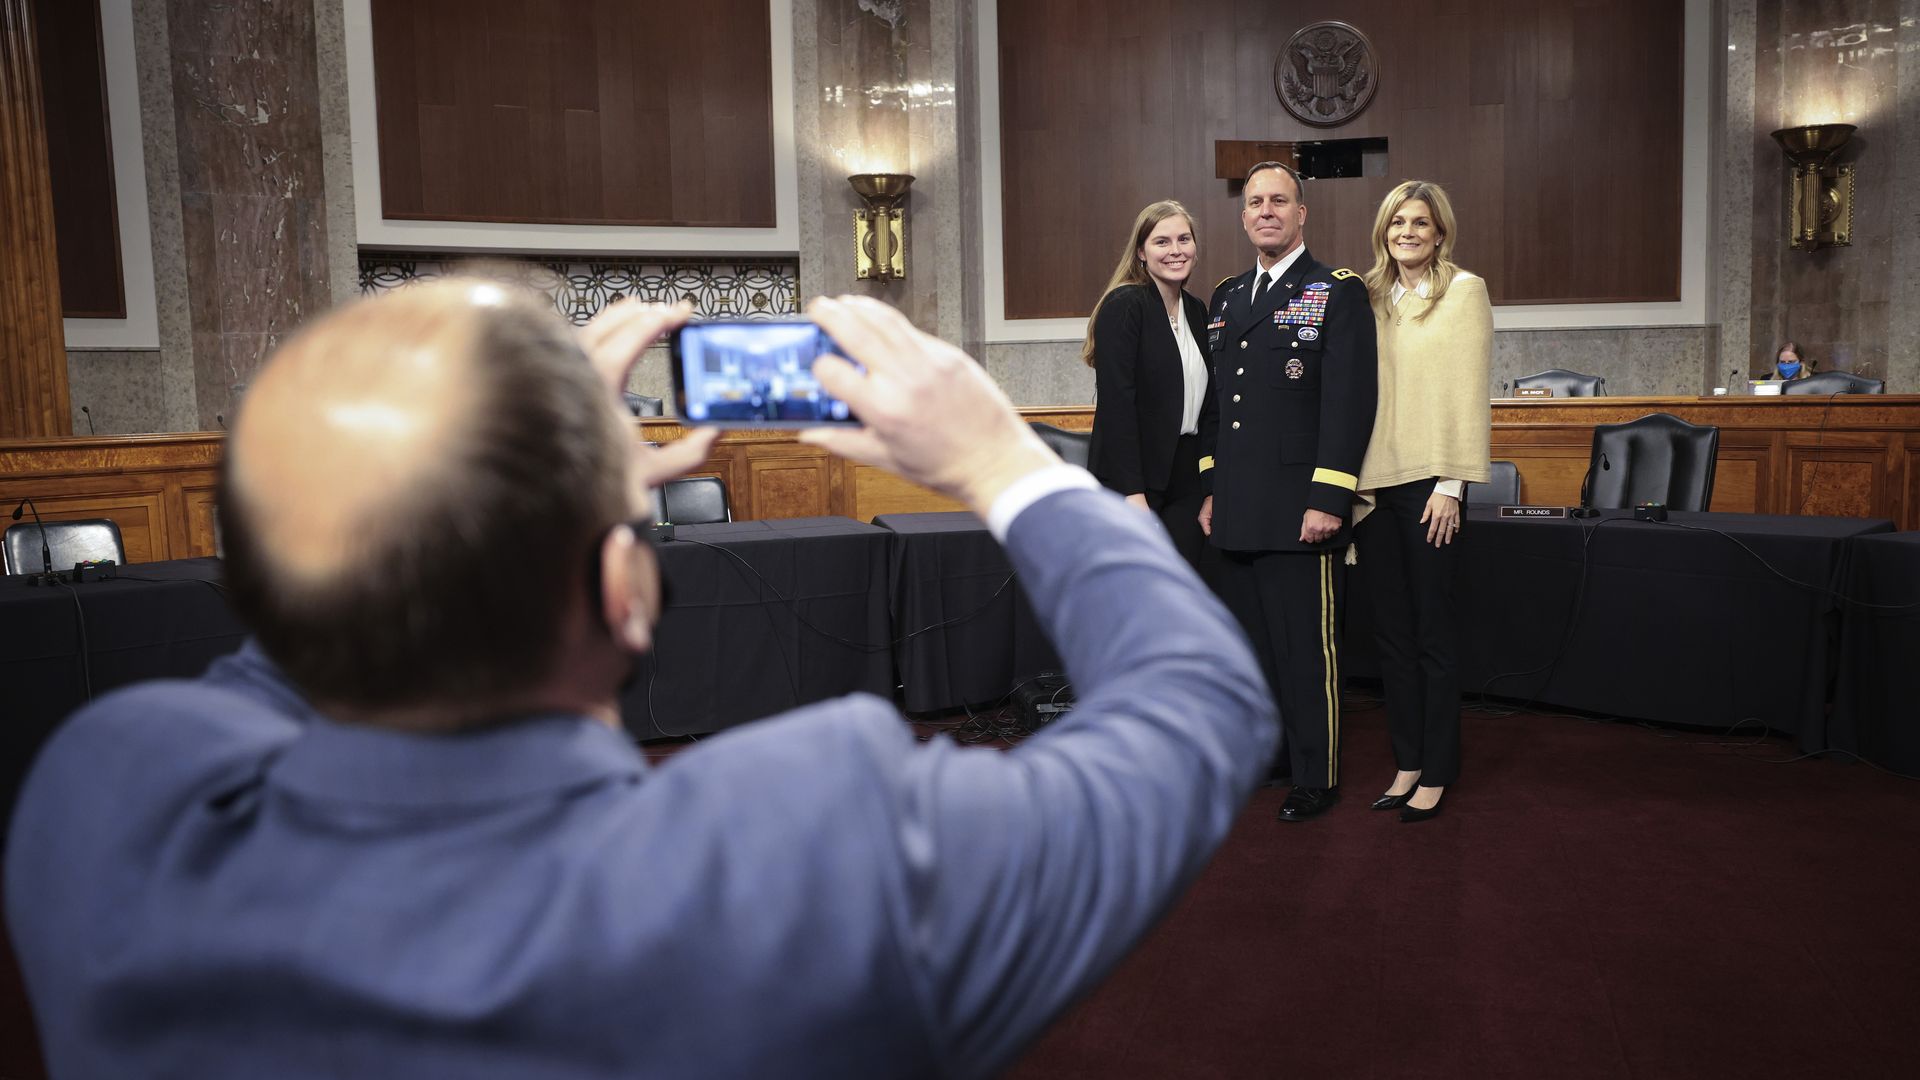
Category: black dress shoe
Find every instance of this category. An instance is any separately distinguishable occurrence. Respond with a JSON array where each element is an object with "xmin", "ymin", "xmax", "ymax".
[
  {"xmin": 1370, "ymin": 791, "xmax": 1413, "ymax": 811},
  {"xmin": 1278, "ymin": 786, "xmax": 1339, "ymax": 822},
  {"xmin": 1399, "ymin": 800, "xmax": 1444, "ymax": 823}
]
